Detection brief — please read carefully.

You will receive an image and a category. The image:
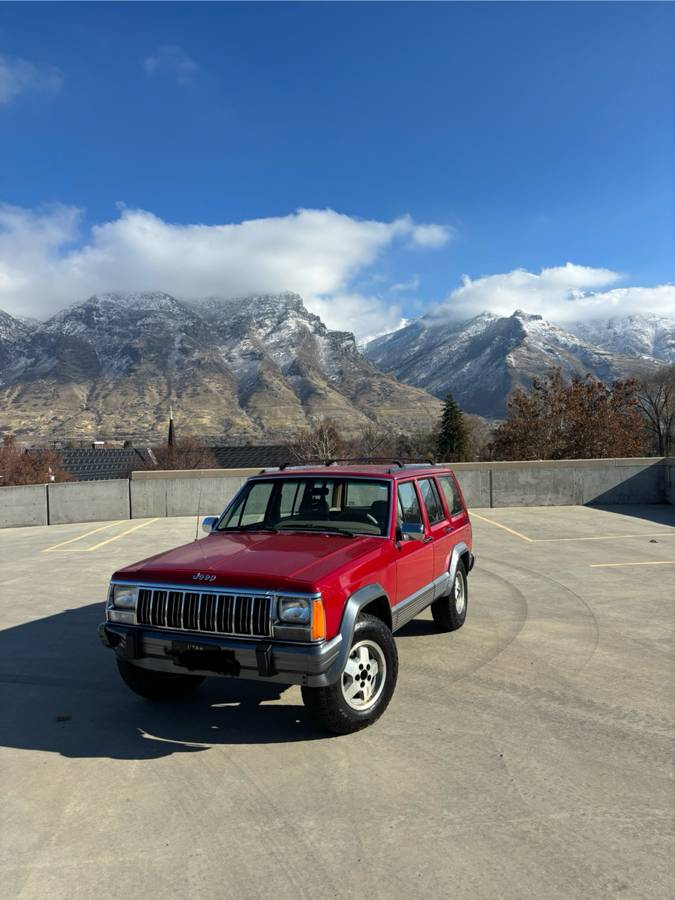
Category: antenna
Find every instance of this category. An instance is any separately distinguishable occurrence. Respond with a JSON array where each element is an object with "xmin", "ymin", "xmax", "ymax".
[{"xmin": 194, "ymin": 471, "xmax": 205, "ymax": 541}]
